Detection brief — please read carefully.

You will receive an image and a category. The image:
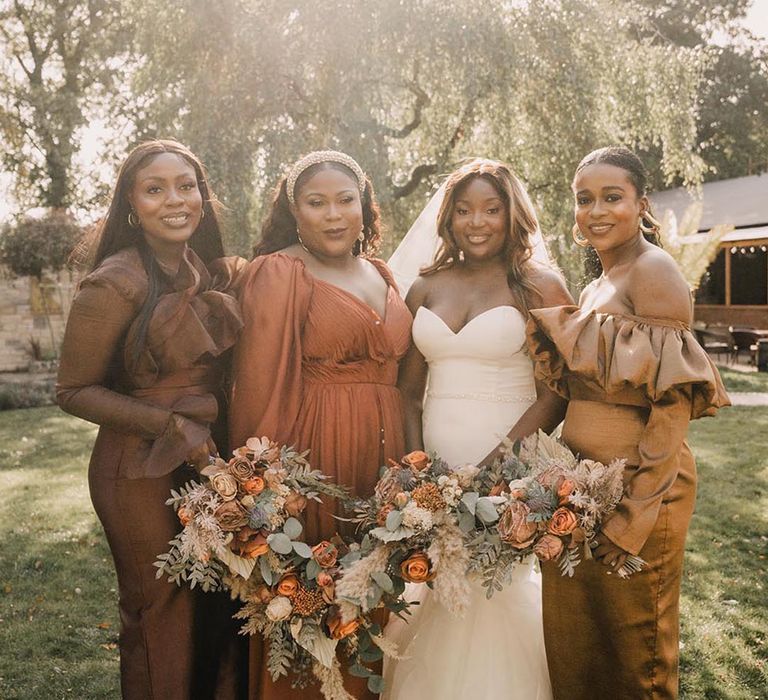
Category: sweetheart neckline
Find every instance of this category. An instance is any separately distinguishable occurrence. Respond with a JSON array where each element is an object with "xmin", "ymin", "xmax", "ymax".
[{"xmin": 416, "ymin": 305, "xmax": 525, "ymax": 336}]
